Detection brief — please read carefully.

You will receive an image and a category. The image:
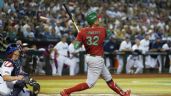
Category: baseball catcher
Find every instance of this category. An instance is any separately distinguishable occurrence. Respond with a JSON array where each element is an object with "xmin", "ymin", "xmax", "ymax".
[{"xmin": 0, "ymin": 43, "xmax": 40, "ymax": 96}]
